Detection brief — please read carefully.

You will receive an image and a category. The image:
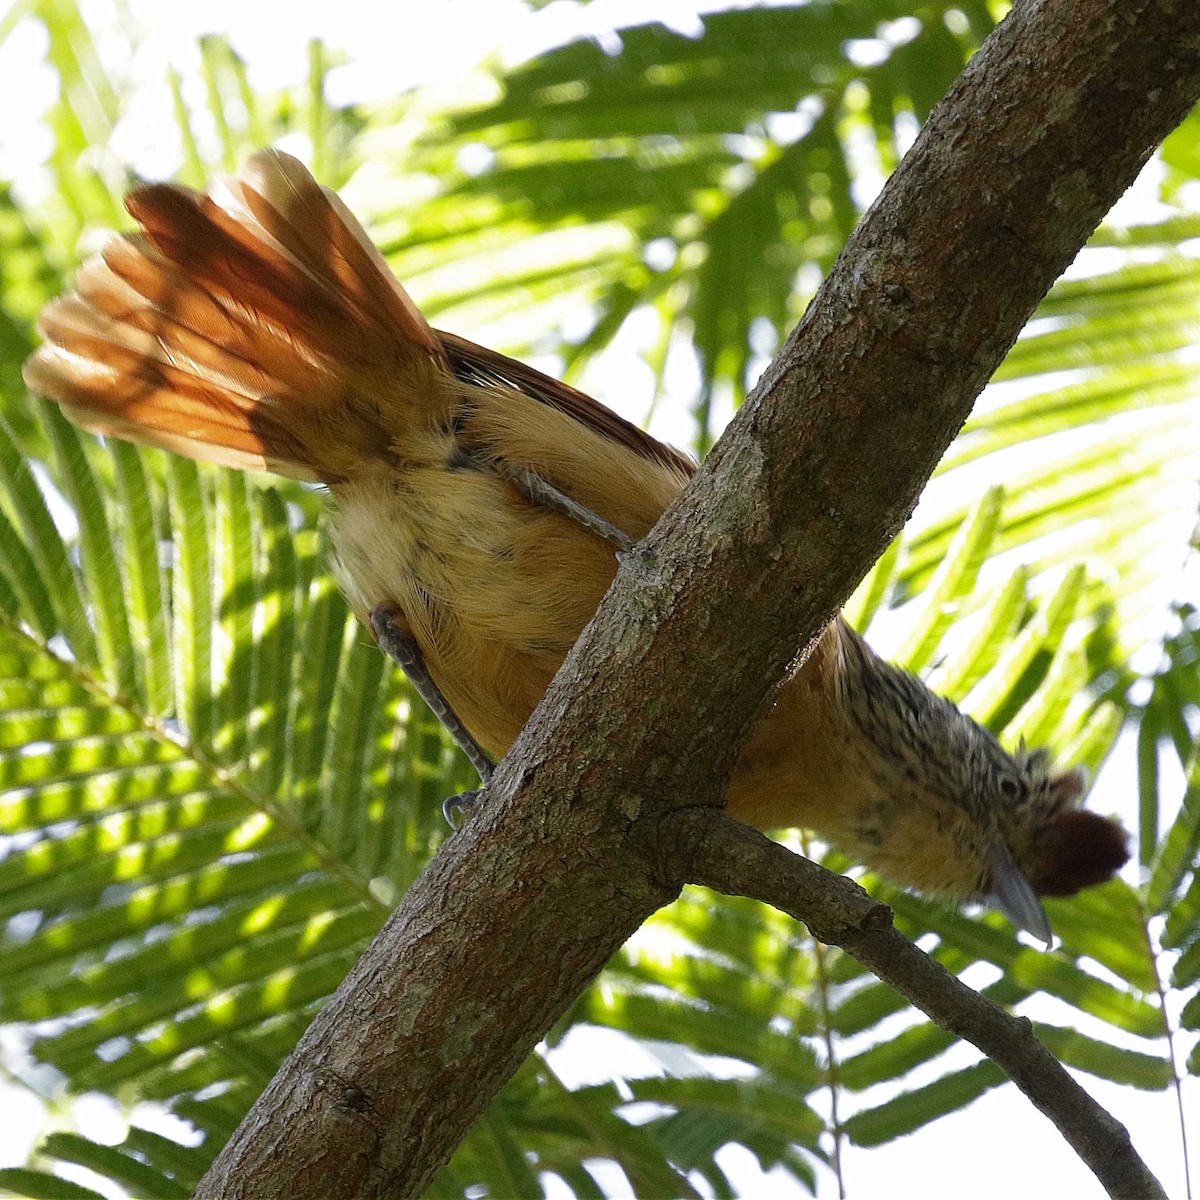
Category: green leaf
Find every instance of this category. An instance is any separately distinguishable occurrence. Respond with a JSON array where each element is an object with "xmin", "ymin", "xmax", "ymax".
[
  {"xmin": 844, "ymin": 1060, "xmax": 1007, "ymax": 1146},
  {"xmin": 41, "ymin": 405, "xmax": 138, "ymax": 697},
  {"xmin": 110, "ymin": 442, "xmax": 174, "ymax": 713},
  {"xmin": 894, "ymin": 487, "xmax": 1004, "ymax": 673},
  {"xmin": 0, "ymin": 415, "xmax": 97, "ymax": 663},
  {"xmin": 38, "ymin": 1132, "xmax": 191, "ymax": 1199},
  {"xmin": 1033, "ymin": 1026, "xmax": 1170, "ymax": 1088},
  {"xmin": 0, "ymin": 1168, "xmax": 105, "ymax": 1199}
]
